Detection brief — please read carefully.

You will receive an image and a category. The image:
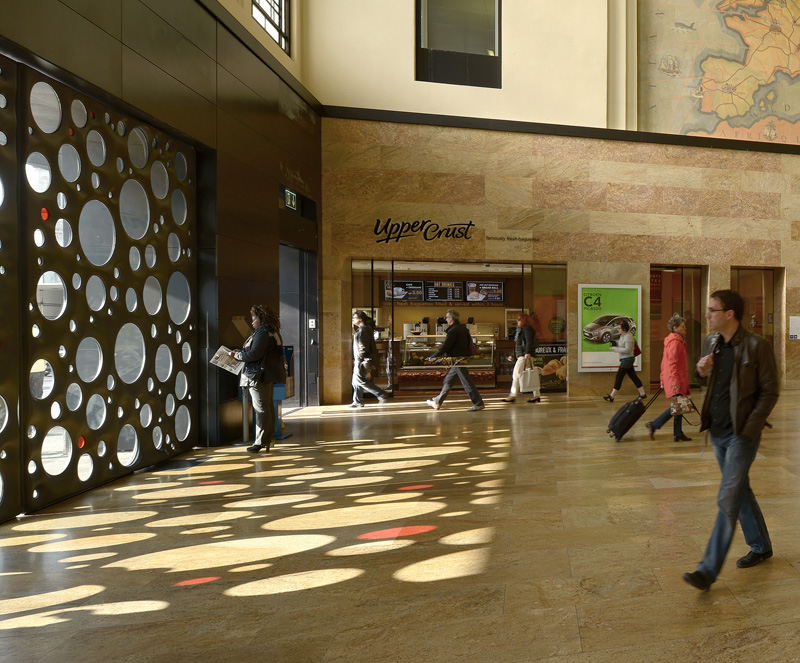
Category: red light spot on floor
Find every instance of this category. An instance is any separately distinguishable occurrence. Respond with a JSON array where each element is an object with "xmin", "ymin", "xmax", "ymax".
[
  {"xmin": 398, "ymin": 484, "xmax": 433, "ymax": 491},
  {"xmin": 358, "ymin": 525, "xmax": 437, "ymax": 540},
  {"xmin": 41, "ymin": 207, "xmax": 49, "ymax": 221},
  {"xmin": 174, "ymin": 577, "xmax": 220, "ymax": 587},
  {"xmin": 198, "ymin": 480, "xmax": 225, "ymax": 485},
  {"xmin": 77, "ymin": 436, "xmax": 86, "ymax": 449}
]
